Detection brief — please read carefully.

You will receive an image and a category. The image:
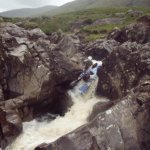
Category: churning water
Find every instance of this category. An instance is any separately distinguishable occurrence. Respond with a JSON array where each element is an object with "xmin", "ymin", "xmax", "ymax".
[{"xmin": 7, "ymin": 61, "xmax": 108, "ymax": 150}]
